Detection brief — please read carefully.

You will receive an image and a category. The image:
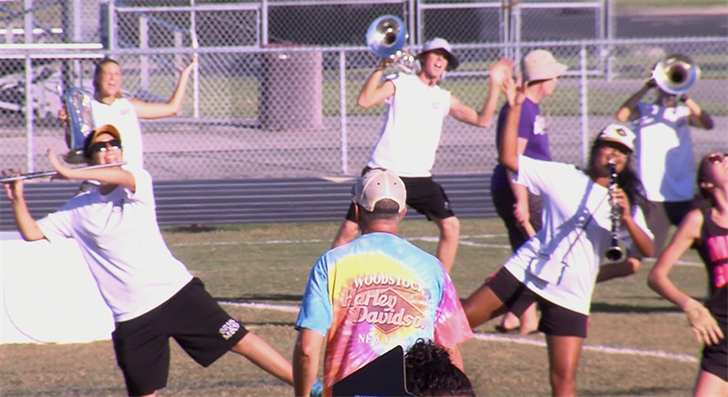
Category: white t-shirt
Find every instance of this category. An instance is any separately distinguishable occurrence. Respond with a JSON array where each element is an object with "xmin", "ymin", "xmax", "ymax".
[
  {"xmin": 37, "ymin": 168, "xmax": 193, "ymax": 322},
  {"xmin": 633, "ymin": 102, "xmax": 694, "ymax": 202},
  {"xmin": 503, "ymin": 156, "xmax": 652, "ymax": 315},
  {"xmin": 91, "ymin": 98, "xmax": 144, "ymax": 169},
  {"xmin": 366, "ymin": 73, "xmax": 451, "ymax": 177}
]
